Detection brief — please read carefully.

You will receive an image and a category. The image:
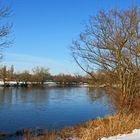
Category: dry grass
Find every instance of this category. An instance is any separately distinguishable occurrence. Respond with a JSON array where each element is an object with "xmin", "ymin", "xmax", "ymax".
[{"xmin": 23, "ymin": 112, "xmax": 140, "ymax": 140}]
